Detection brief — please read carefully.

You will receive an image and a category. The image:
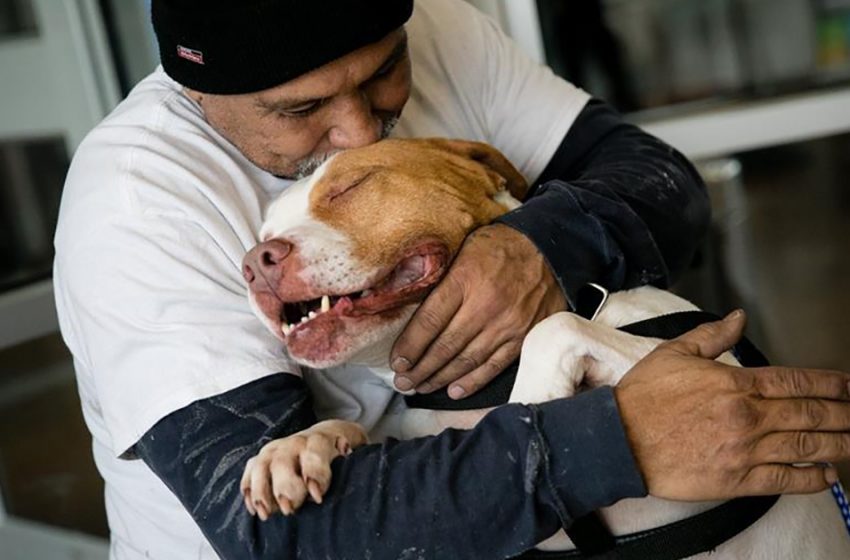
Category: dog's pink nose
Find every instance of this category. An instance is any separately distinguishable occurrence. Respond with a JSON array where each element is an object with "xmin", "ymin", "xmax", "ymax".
[{"xmin": 242, "ymin": 239, "xmax": 292, "ymax": 286}]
